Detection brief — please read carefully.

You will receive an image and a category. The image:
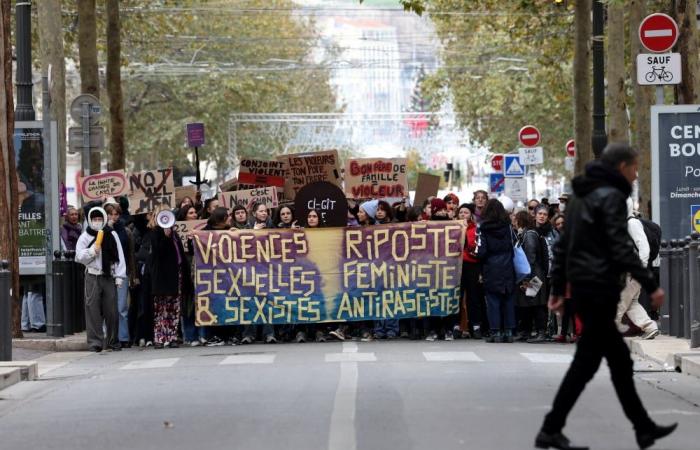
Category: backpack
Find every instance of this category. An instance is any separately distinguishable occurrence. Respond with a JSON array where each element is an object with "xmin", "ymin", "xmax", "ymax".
[{"xmin": 628, "ymin": 216, "xmax": 662, "ymax": 267}]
